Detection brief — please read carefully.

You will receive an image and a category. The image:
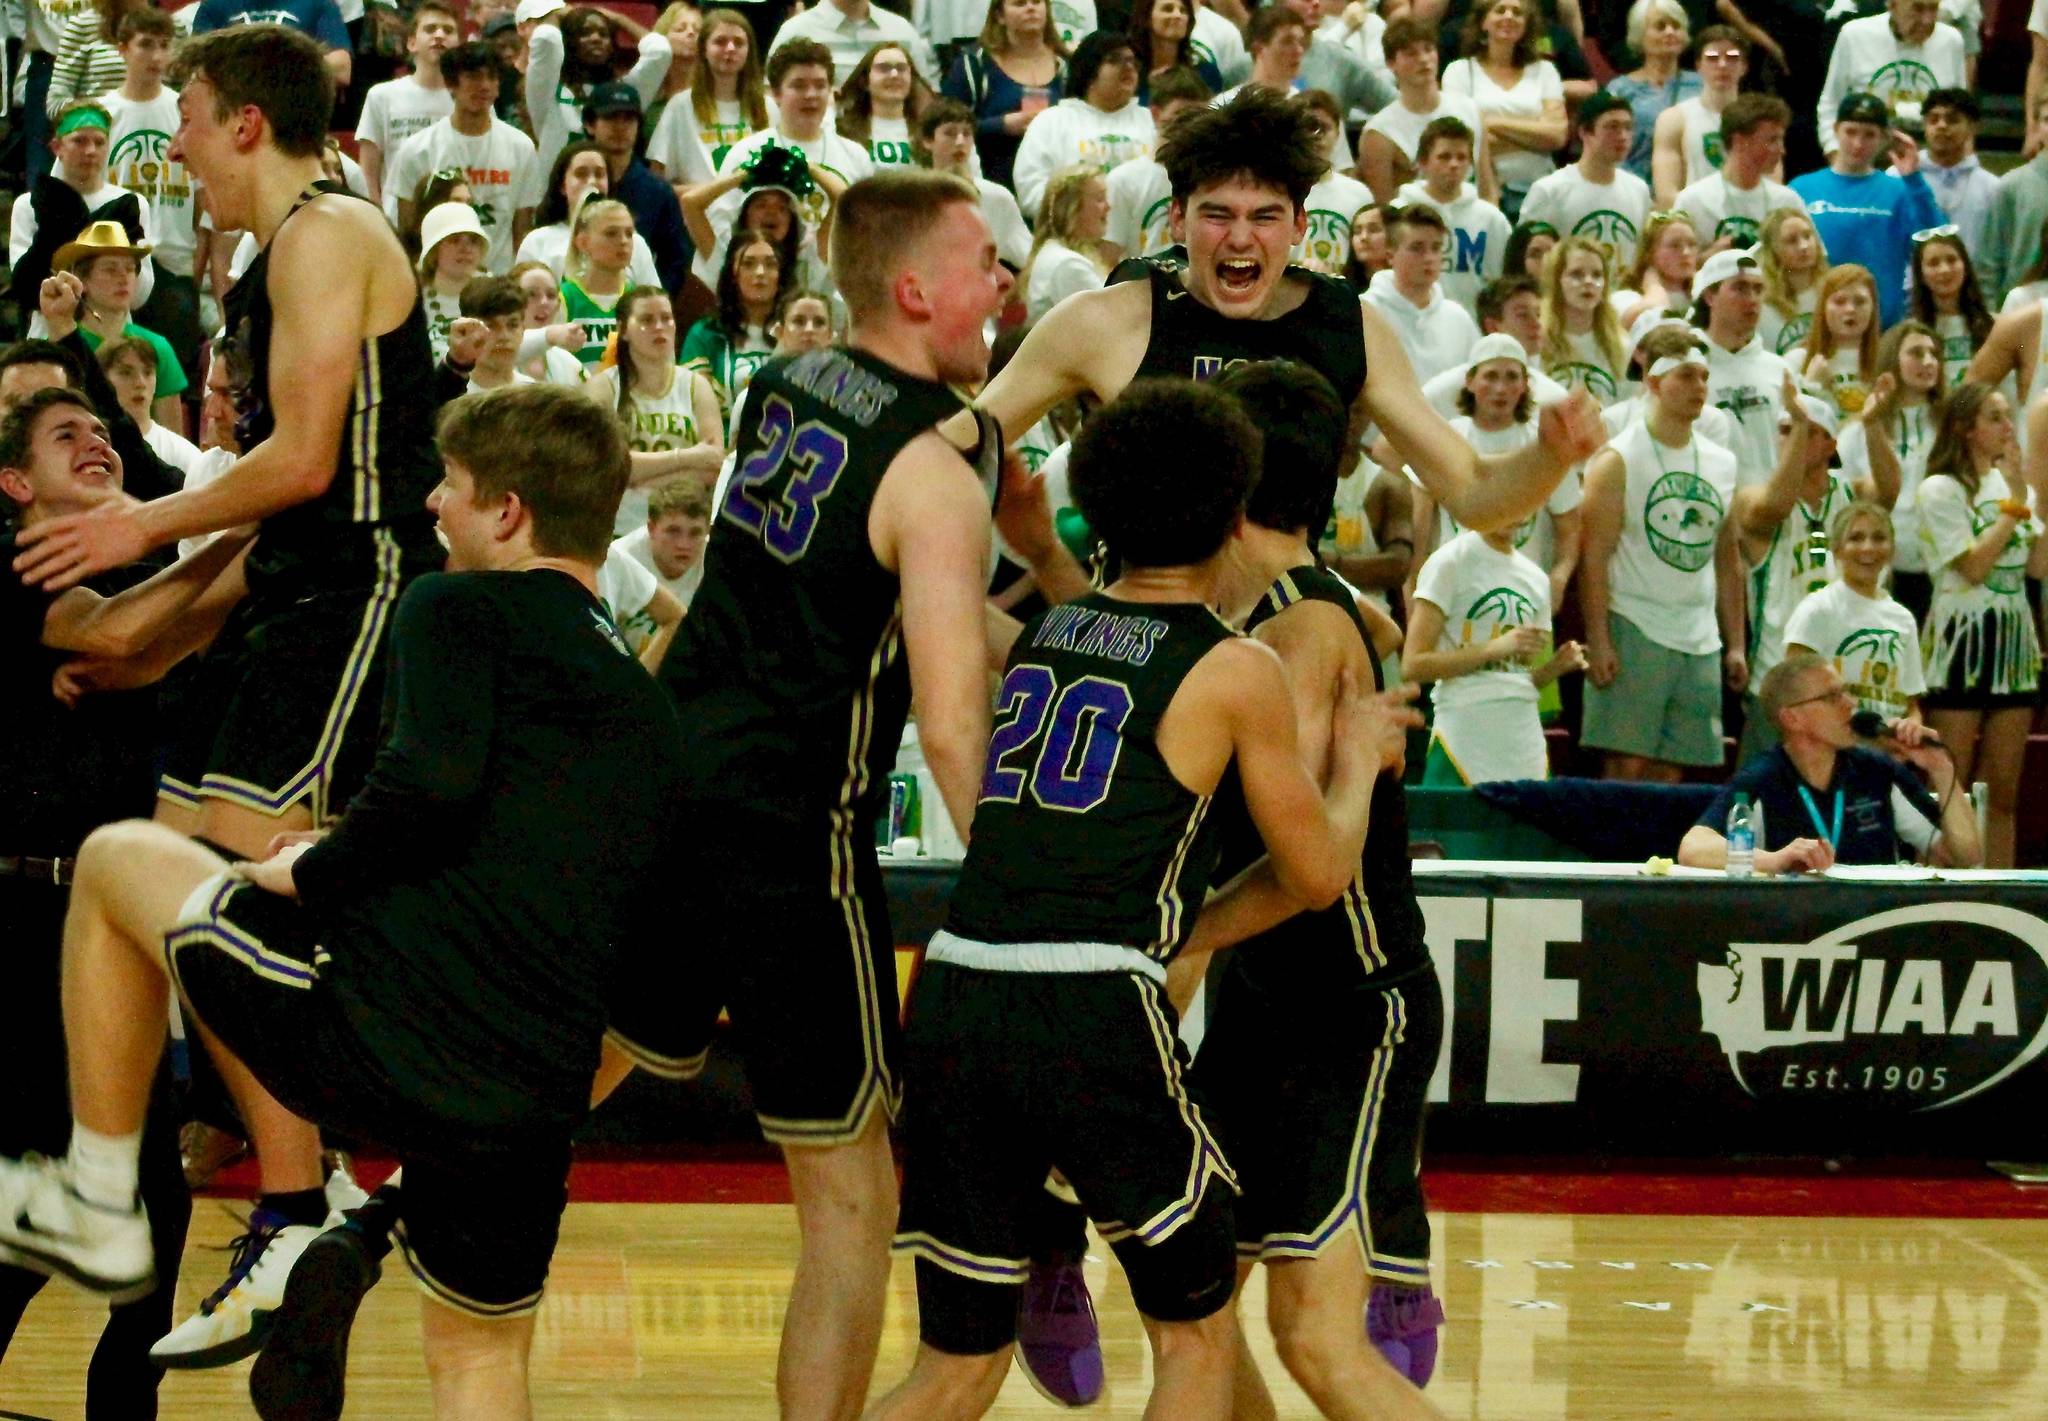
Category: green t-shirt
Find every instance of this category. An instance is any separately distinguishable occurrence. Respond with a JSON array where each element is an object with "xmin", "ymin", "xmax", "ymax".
[{"xmin": 79, "ymin": 321, "xmax": 188, "ymax": 401}]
